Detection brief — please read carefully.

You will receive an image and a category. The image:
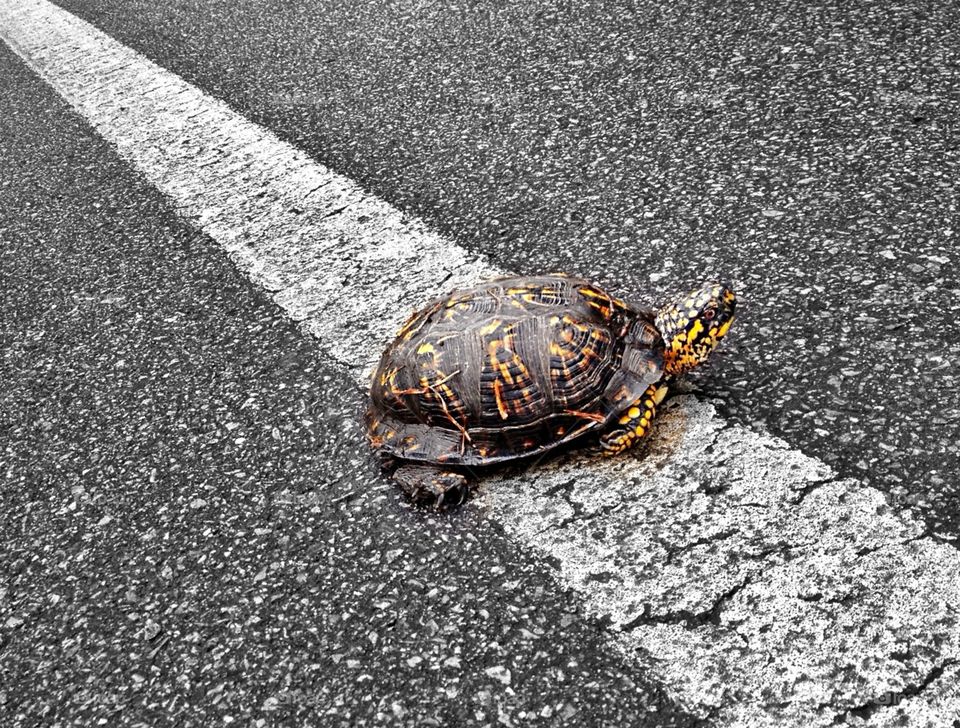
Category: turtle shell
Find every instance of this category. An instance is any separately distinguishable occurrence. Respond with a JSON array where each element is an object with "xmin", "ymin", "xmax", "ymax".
[{"xmin": 366, "ymin": 274, "xmax": 664, "ymax": 467}]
